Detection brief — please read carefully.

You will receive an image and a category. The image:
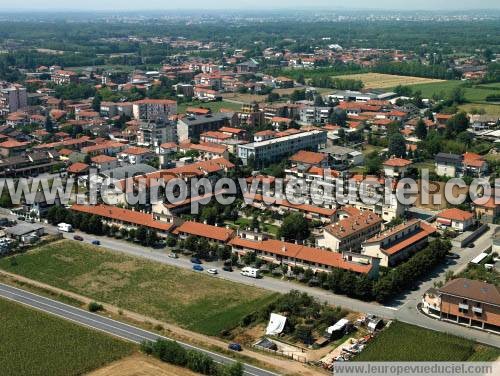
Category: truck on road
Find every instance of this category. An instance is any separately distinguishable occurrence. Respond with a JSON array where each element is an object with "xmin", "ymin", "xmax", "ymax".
[{"xmin": 57, "ymin": 223, "xmax": 73, "ymax": 232}]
